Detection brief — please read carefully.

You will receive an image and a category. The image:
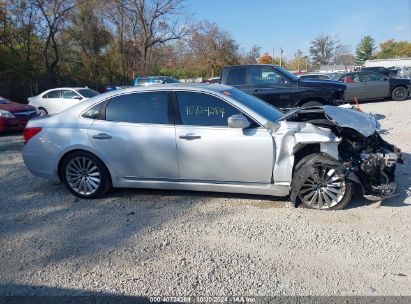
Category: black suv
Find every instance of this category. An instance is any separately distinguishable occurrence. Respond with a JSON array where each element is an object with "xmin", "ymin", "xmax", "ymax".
[{"xmin": 221, "ymin": 64, "xmax": 346, "ymax": 108}]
